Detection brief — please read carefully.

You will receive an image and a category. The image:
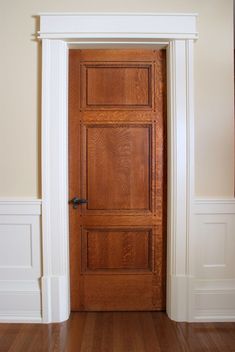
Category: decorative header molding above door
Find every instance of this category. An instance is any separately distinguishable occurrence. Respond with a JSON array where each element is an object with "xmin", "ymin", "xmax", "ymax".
[
  {"xmin": 38, "ymin": 12, "xmax": 198, "ymax": 40},
  {"xmin": 39, "ymin": 12, "xmax": 198, "ymax": 323}
]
